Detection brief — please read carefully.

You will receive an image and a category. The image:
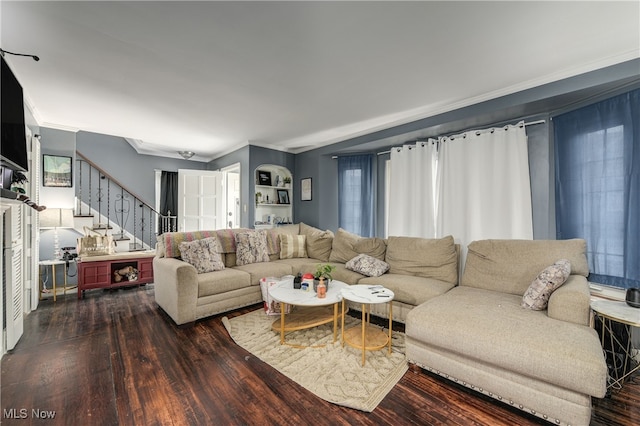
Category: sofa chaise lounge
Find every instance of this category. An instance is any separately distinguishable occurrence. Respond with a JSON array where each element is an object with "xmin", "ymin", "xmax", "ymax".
[{"xmin": 405, "ymin": 239, "xmax": 607, "ymax": 426}]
